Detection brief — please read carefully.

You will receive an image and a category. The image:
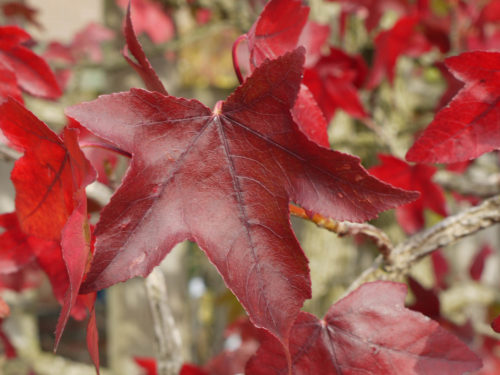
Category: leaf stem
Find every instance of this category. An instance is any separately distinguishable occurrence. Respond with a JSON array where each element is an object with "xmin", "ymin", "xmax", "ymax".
[
  {"xmin": 289, "ymin": 203, "xmax": 393, "ymax": 260},
  {"xmin": 232, "ymin": 34, "xmax": 248, "ymax": 84}
]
